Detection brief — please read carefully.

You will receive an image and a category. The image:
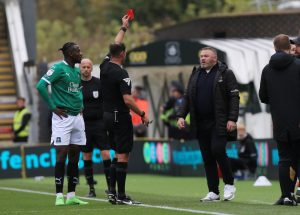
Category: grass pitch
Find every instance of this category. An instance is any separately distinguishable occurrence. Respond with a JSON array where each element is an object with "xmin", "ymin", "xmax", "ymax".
[{"xmin": 0, "ymin": 174, "xmax": 299, "ymax": 215}]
